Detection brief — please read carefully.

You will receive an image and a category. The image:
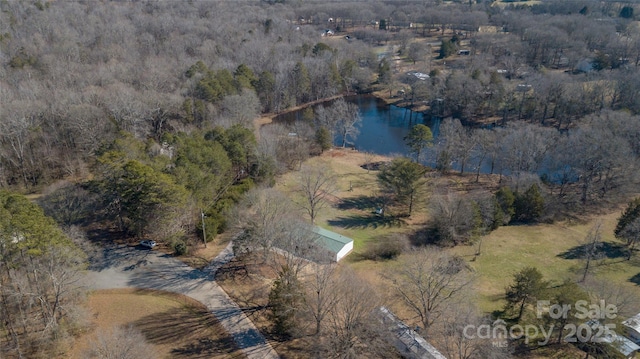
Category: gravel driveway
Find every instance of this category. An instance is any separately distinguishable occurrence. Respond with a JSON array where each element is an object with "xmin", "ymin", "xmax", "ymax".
[{"xmin": 81, "ymin": 242, "xmax": 279, "ymax": 359}]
